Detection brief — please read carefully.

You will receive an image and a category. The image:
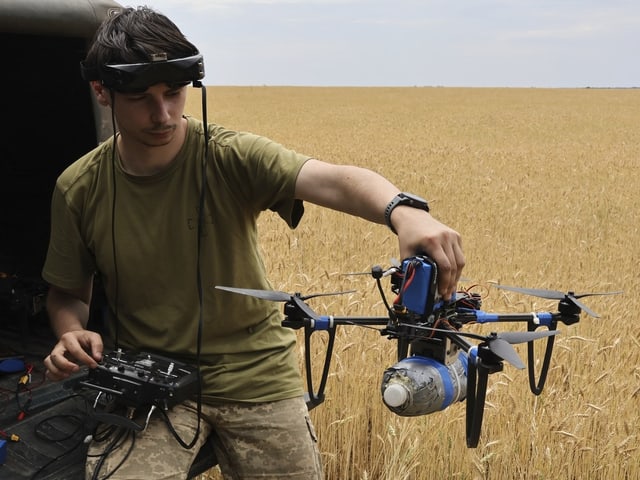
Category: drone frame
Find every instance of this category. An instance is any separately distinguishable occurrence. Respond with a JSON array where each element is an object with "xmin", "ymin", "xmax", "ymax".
[{"xmin": 215, "ymin": 256, "xmax": 620, "ymax": 448}]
